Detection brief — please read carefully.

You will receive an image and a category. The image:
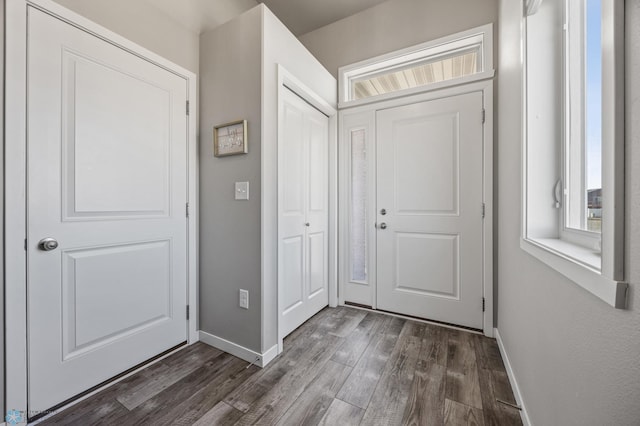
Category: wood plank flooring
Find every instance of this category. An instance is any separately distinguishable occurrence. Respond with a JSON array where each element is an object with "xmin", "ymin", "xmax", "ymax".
[{"xmin": 41, "ymin": 307, "xmax": 522, "ymax": 426}]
